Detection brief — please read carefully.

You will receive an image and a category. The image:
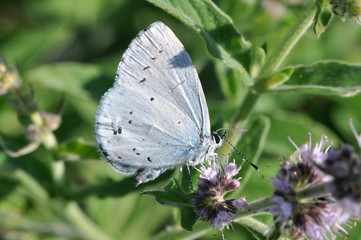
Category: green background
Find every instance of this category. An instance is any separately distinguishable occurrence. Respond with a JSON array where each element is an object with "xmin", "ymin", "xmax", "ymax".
[{"xmin": 1, "ymin": 0, "xmax": 361, "ymax": 239}]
